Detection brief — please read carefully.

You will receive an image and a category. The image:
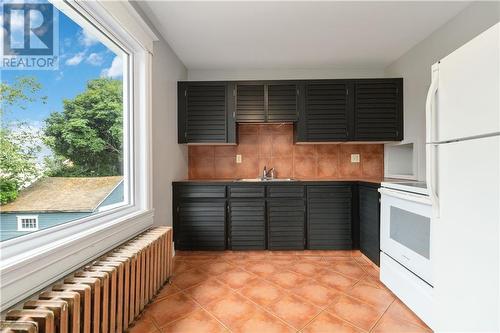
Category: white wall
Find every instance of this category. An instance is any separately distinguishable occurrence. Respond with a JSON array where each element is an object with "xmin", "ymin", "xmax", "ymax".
[
  {"xmin": 188, "ymin": 67, "xmax": 384, "ymax": 81},
  {"xmin": 384, "ymin": 1, "xmax": 500, "ymax": 181},
  {"xmin": 132, "ymin": 3, "xmax": 188, "ymax": 226}
]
